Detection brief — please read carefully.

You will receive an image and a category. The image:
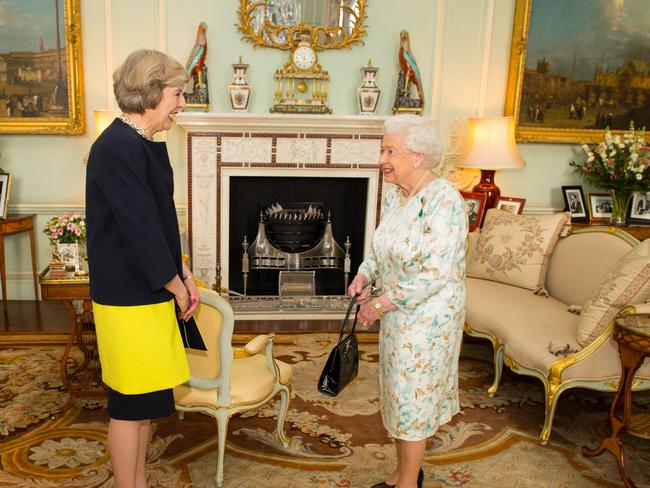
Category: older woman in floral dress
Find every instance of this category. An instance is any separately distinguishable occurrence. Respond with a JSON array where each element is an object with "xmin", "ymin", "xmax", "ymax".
[{"xmin": 348, "ymin": 114, "xmax": 467, "ymax": 488}]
